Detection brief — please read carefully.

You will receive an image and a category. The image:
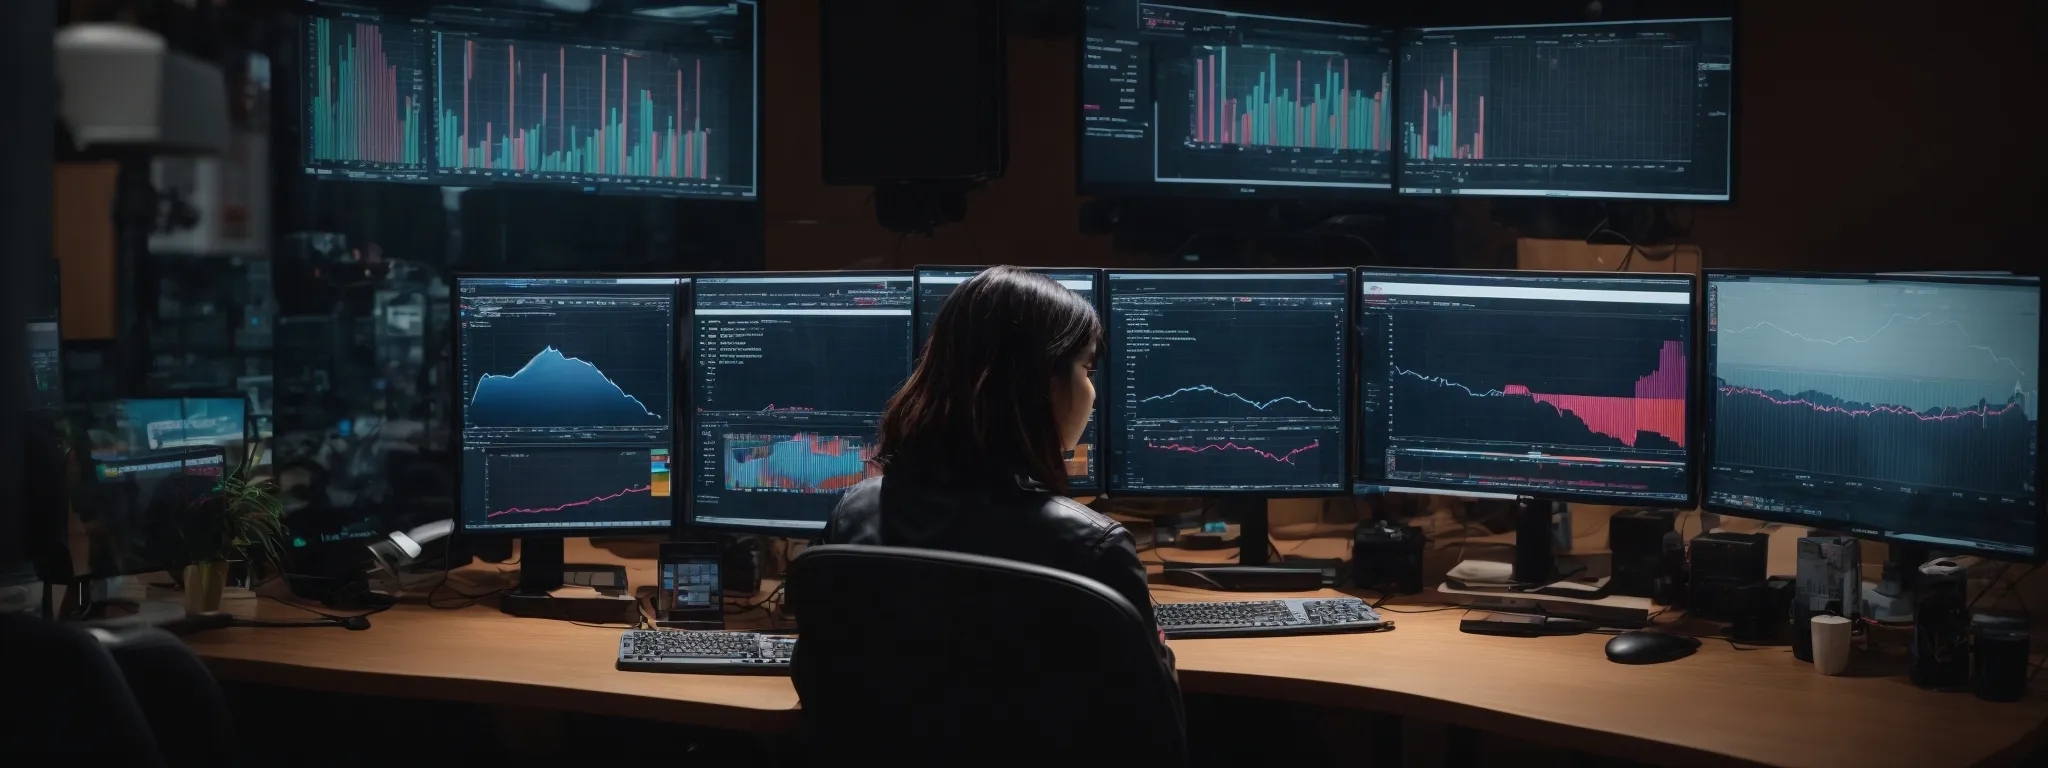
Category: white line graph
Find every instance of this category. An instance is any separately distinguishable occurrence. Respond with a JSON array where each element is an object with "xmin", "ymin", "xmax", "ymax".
[
  {"xmin": 1724, "ymin": 313, "xmax": 2035, "ymax": 402},
  {"xmin": 1139, "ymin": 384, "xmax": 1334, "ymax": 413}
]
